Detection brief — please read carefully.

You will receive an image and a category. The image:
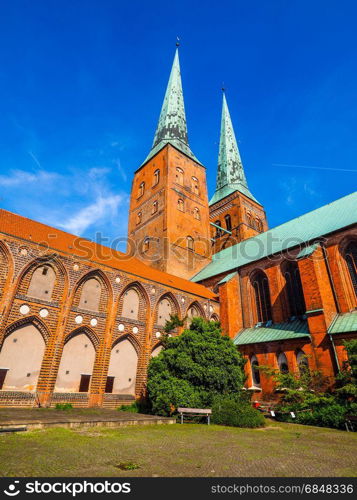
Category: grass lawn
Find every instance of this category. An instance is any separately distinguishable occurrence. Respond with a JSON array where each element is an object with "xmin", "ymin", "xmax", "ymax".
[{"xmin": 0, "ymin": 420, "xmax": 356, "ymax": 477}]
